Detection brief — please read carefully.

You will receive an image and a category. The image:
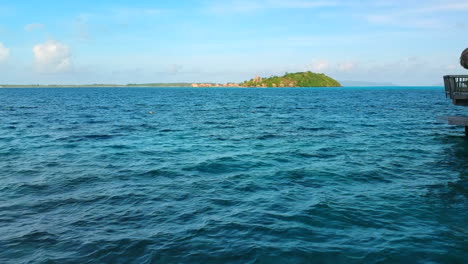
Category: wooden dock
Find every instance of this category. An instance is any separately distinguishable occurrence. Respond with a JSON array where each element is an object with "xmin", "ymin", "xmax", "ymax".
[
  {"xmin": 443, "ymin": 75, "xmax": 468, "ymax": 135},
  {"xmin": 444, "ymin": 75, "xmax": 468, "ymax": 106}
]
